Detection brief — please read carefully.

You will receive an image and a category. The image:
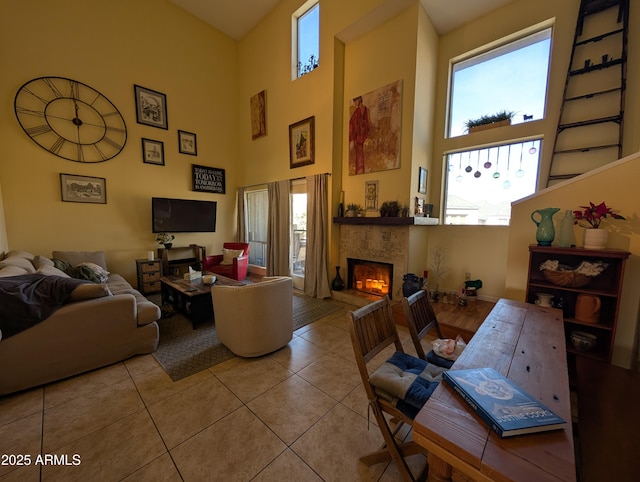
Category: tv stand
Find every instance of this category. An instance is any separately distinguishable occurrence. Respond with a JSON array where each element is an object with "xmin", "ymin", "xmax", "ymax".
[{"xmin": 157, "ymin": 244, "xmax": 206, "ymax": 276}]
